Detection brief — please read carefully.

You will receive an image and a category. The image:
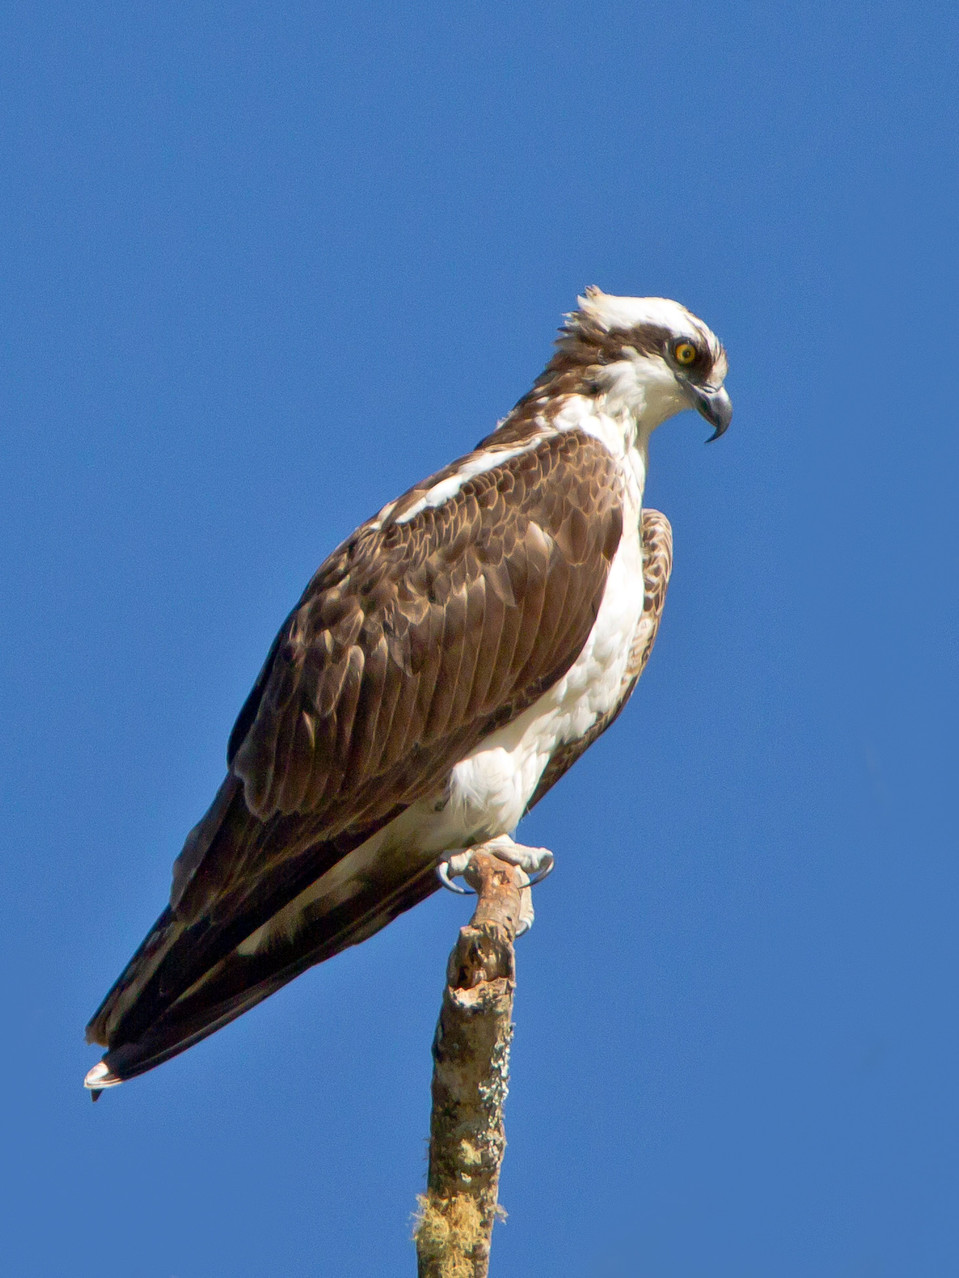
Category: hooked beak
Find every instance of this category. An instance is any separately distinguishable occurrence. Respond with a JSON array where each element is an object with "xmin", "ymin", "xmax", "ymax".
[{"xmin": 681, "ymin": 380, "xmax": 733, "ymax": 441}]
